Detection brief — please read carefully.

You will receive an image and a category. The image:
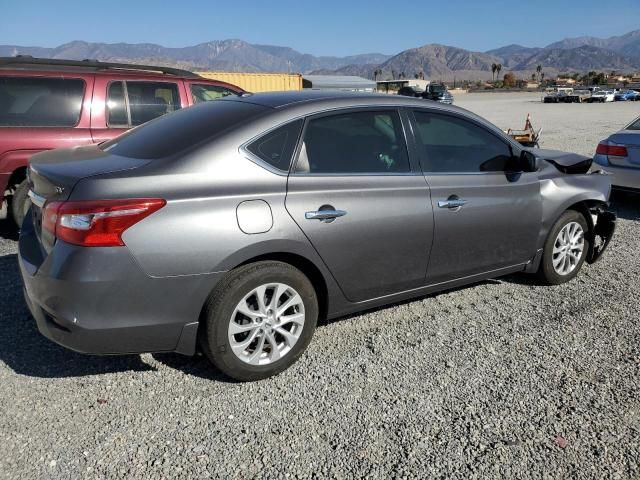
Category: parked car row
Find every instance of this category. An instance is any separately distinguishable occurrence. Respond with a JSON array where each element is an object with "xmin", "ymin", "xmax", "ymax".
[
  {"xmin": 0, "ymin": 56, "xmax": 245, "ymax": 226},
  {"xmin": 19, "ymin": 90, "xmax": 615, "ymax": 381},
  {"xmin": 544, "ymin": 87, "xmax": 639, "ymax": 103},
  {"xmin": 397, "ymin": 83, "xmax": 454, "ymax": 104}
]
